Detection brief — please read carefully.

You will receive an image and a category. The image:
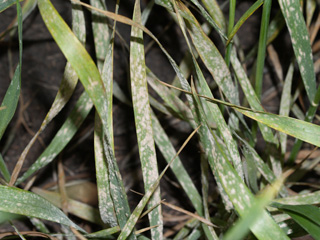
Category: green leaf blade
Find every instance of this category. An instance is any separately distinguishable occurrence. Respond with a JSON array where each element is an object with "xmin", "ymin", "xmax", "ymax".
[
  {"xmin": 278, "ymin": 0, "xmax": 316, "ymax": 102},
  {"xmin": 236, "ymin": 110, "xmax": 320, "ymax": 147},
  {"xmin": 130, "ymin": 1, "xmax": 162, "ymax": 238},
  {"xmin": 0, "ymin": 185, "xmax": 84, "ymax": 232}
]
